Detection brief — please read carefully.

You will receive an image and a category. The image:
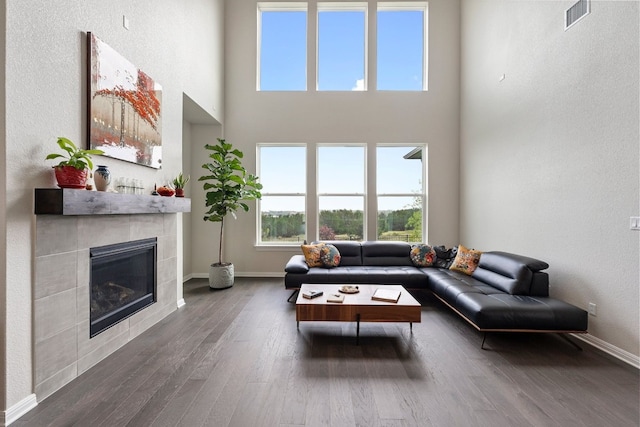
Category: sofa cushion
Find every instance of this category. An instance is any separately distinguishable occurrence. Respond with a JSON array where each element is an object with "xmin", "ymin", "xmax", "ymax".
[
  {"xmin": 453, "ymin": 293, "xmax": 588, "ymax": 331},
  {"xmin": 410, "ymin": 244, "xmax": 437, "ymax": 267},
  {"xmin": 284, "ymin": 254, "xmax": 310, "ymax": 274},
  {"xmin": 422, "ymin": 268, "xmax": 503, "ymax": 307},
  {"xmin": 284, "ymin": 265, "xmax": 429, "ymax": 289},
  {"xmin": 314, "ymin": 241, "xmax": 362, "ymax": 266},
  {"xmin": 301, "ymin": 243, "xmax": 325, "ymax": 267},
  {"xmin": 449, "ymin": 245, "xmax": 482, "ymax": 275},
  {"xmin": 320, "ymin": 244, "xmax": 341, "ymax": 267},
  {"xmin": 472, "ymin": 251, "xmax": 541, "ymax": 295},
  {"xmin": 362, "ymin": 241, "xmax": 412, "ymax": 266}
]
